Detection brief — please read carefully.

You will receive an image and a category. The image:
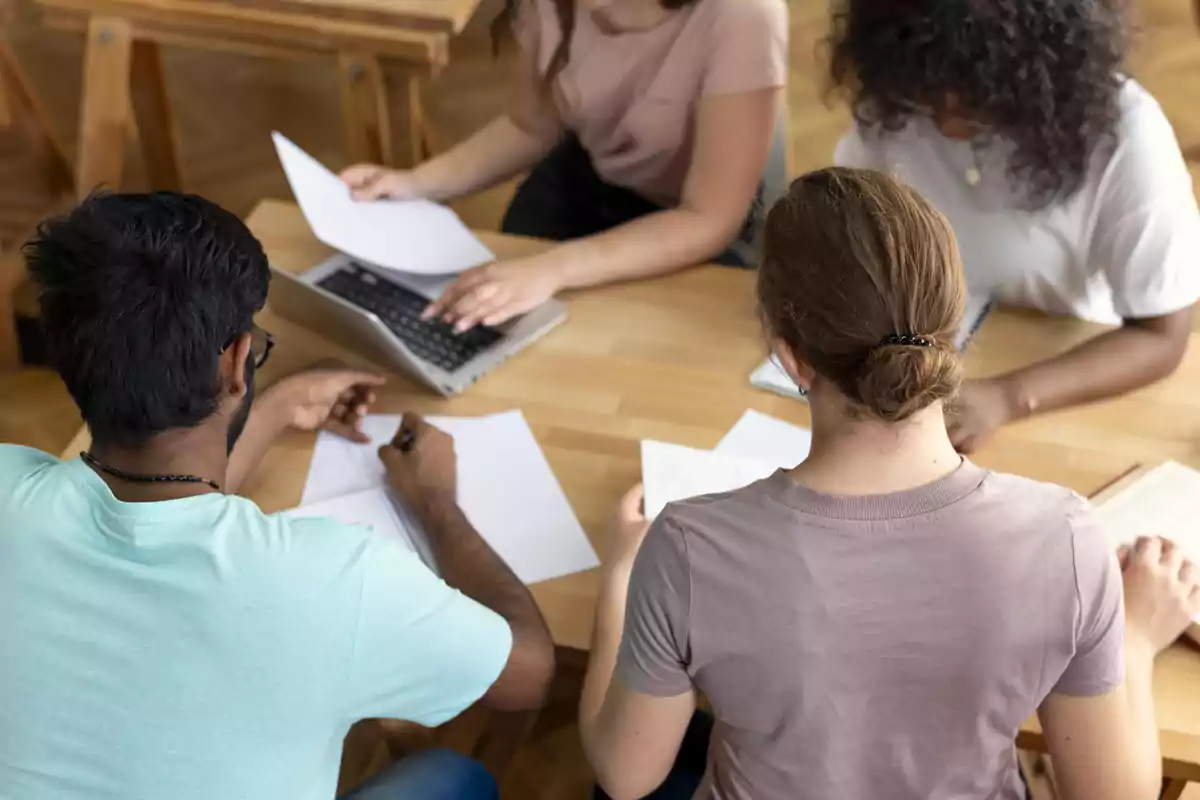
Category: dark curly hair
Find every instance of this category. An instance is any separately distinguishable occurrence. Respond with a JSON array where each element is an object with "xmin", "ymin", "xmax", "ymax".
[{"xmin": 827, "ymin": 0, "xmax": 1129, "ymax": 207}]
